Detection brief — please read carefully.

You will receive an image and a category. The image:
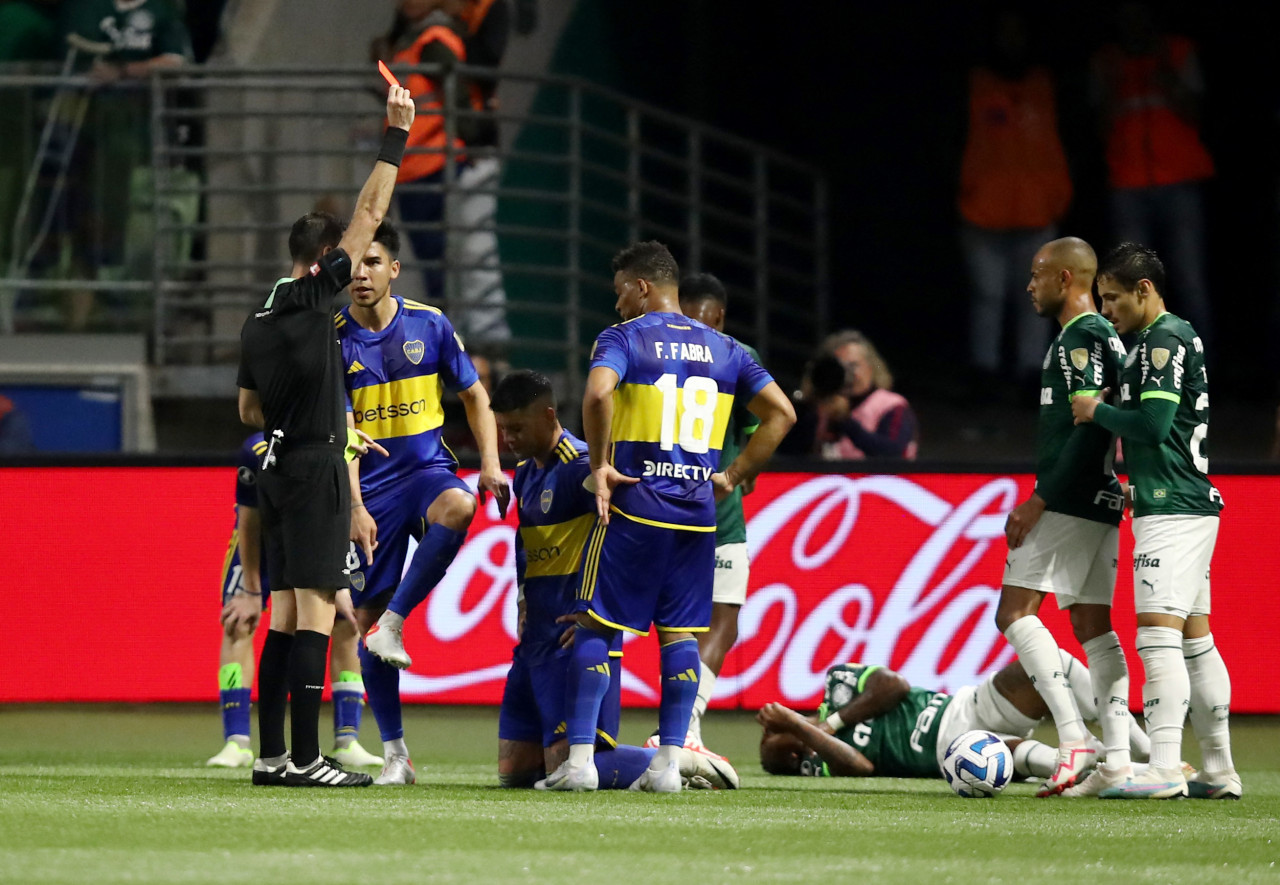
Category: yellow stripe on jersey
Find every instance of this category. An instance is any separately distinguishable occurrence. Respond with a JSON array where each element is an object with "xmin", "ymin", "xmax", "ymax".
[
  {"xmin": 519, "ymin": 512, "xmax": 596, "ymax": 578},
  {"xmin": 609, "ymin": 382, "xmax": 735, "ymax": 450},
  {"xmin": 578, "ymin": 520, "xmax": 608, "ymax": 601},
  {"xmin": 349, "ymin": 374, "xmax": 445, "ymax": 440},
  {"xmin": 401, "ymin": 299, "xmax": 440, "ymax": 313},
  {"xmin": 556, "ymin": 438, "xmax": 579, "ymax": 464},
  {"xmin": 251, "ymin": 441, "xmax": 269, "ymax": 456}
]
